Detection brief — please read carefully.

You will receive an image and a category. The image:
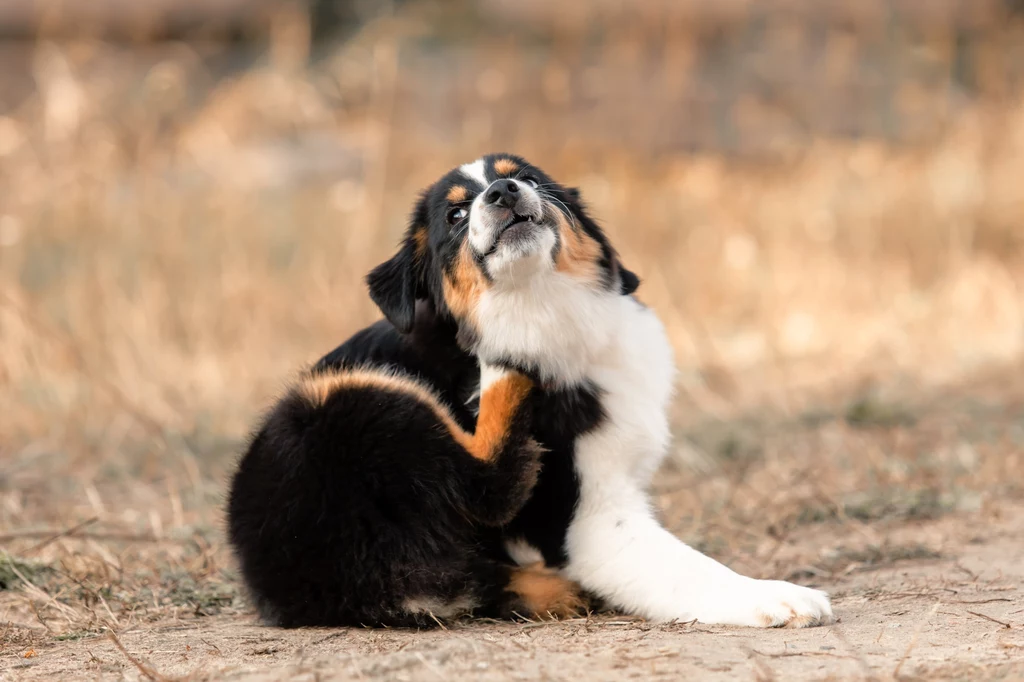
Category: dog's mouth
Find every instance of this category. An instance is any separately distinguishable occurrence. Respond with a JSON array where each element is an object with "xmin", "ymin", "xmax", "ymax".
[
  {"xmin": 479, "ymin": 212, "xmax": 544, "ymax": 258},
  {"xmin": 501, "ymin": 212, "xmax": 538, "ymax": 231}
]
